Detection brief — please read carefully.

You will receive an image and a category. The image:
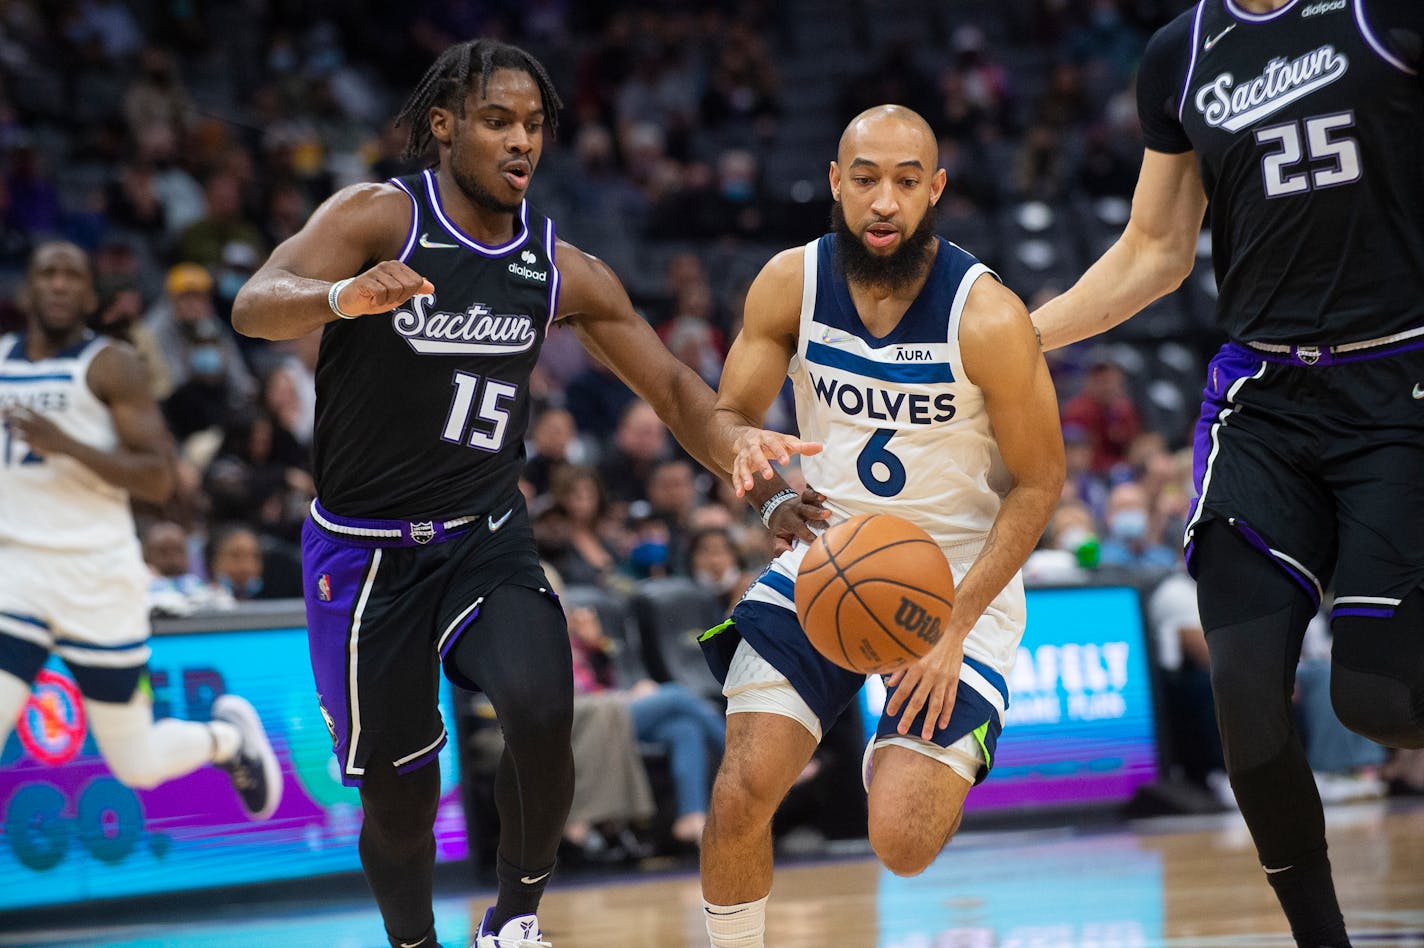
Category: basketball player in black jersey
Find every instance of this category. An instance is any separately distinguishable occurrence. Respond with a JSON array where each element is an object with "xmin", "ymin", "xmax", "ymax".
[
  {"xmin": 1033, "ymin": 2, "xmax": 1424, "ymax": 945},
  {"xmin": 233, "ymin": 40, "xmax": 824, "ymax": 948}
]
